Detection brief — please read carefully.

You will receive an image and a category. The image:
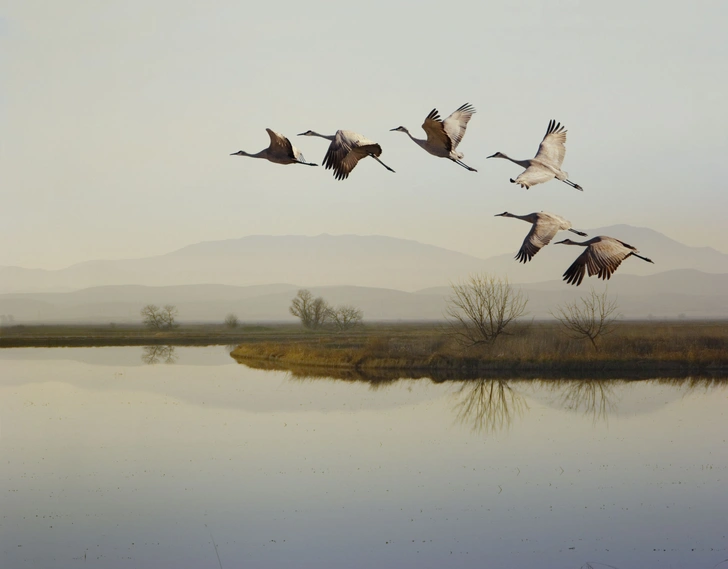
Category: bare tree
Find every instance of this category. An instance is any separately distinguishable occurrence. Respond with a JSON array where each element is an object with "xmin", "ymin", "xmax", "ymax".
[
  {"xmin": 329, "ymin": 305, "xmax": 363, "ymax": 332},
  {"xmin": 289, "ymin": 289, "xmax": 331, "ymax": 330},
  {"xmin": 550, "ymin": 287, "xmax": 619, "ymax": 351},
  {"xmin": 446, "ymin": 273, "xmax": 528, "ymax": 346},
  {"xmin": 224, "ymin": 313, "xmax": 239, "ymax": 329},
  {"xmin": 141, "ymin": 304, "xmax": 178, "ymax": 330}
]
